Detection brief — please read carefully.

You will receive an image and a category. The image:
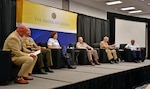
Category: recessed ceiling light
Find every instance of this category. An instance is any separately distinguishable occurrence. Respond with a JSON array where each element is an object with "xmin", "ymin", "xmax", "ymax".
[
  {"xmin": 148, "ymin": 3, "xmax": 150, "ymax": 5},
  {"xmin": 121, "ymin": 7, "xmax": 135, "ymax": 11},
  {"xmin": 129, "ymin": 10, "xmax": 142, "ymax": 14},
  {"xmin": 106, "ymin": 1, "xmax": 122, "ymax": 6}
]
